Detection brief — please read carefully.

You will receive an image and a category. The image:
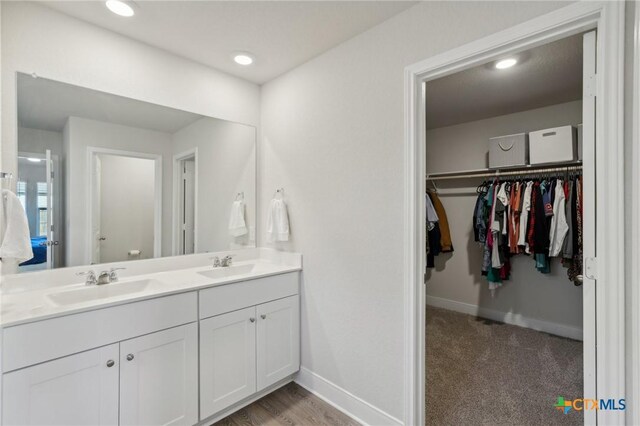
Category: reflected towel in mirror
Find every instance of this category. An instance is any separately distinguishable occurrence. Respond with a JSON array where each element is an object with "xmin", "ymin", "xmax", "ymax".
[{"xmin": 0, "ymin": 189, "xmax": 34, "ymax": 264}]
